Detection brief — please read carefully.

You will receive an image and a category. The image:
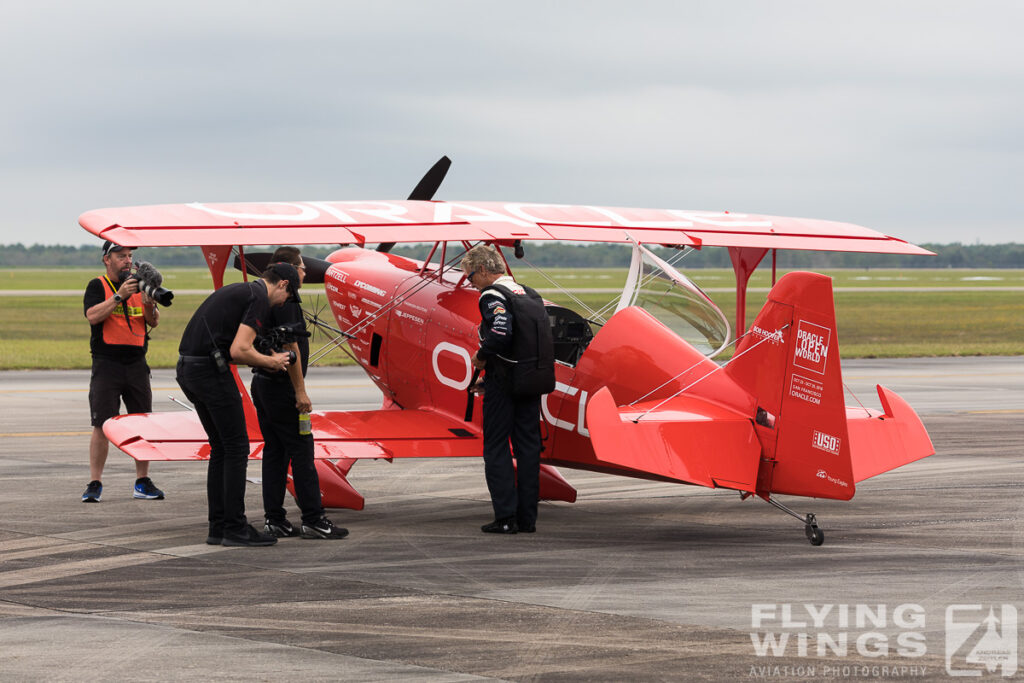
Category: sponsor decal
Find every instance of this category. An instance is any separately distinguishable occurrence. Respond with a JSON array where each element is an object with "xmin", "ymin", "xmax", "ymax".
[
  {"xmin": 541, "ymin": 382, "xmax": 589, "ymax": 437},
  {"xmin": 326, "ymin": 282, "xmax": 341, "ymax": 295},
  {"xmin": 493, "ymin": 304, "xmax": 507, "ymax": 315},
  {"xmin": 354, "ymin": 279, "xmax": 388, "ymax": 297},
  {"xmin": 431, "ymin": 342, "xmax": 472, "ymax": 390},
  {"xmin": 349, "ymin": 304, "xmax": 362, "ymax": 318},
  {"xmin": 752, "ymin": 325, "xmax": 785, "ymax": 345},
  {"xmin": 793, "ymin": 320, "xmax": 830, "ymax": 375},
  {"xmin": 812, "ymin": 430, "xmax": 841, "ymax": 456},
  {"xmin": 402, "ymin": 301, "xmax": 428, "ymax": 313},
  {"xmin": 335, "ymin": 271, "xmax": 347, "ymax": 284},
  {"xmin": 815, "ymin": 468, "xmax": 849, "ymax": 487},
  {"xmin": 395, "ymin": 309, "xmax": 425, "ymax": 325},
  {"xmin": 789, "ymin": 374, "xmax": 824, "ymax": 406},
  {"xmin": 359, "ymin": 297, "xmax": 381, "ymax": 309}
]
